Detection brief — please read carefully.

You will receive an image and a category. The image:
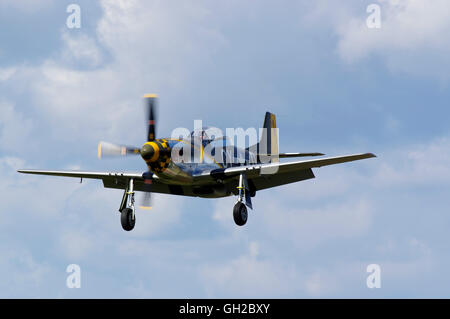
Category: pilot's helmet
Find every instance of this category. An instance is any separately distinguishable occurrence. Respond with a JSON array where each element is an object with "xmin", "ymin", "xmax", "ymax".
[{"xmin": 190, "ymin": 127, "xmax": 212, "ymax": 140}]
